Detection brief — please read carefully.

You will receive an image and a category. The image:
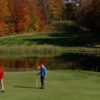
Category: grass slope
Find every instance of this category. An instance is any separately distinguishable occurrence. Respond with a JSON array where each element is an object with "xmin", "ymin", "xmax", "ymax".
[
  {"xmin": 1, "ymin": 70, "xmax": 100, "ymax": 100},
  {"xmin": 0, "ymin": 32, "xmax": 100, "ymax": 47}
]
